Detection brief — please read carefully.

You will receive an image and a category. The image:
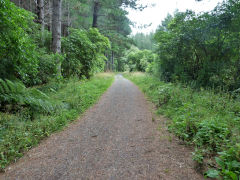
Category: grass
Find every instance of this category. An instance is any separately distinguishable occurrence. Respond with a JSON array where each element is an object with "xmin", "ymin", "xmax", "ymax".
[
  {"xmin": 124, "ymin": 72, "xmax": 240, "ymax": 179},
  {"xmin": 0, "ymin": 73, "xmax": 114, "ymax": 171}
]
